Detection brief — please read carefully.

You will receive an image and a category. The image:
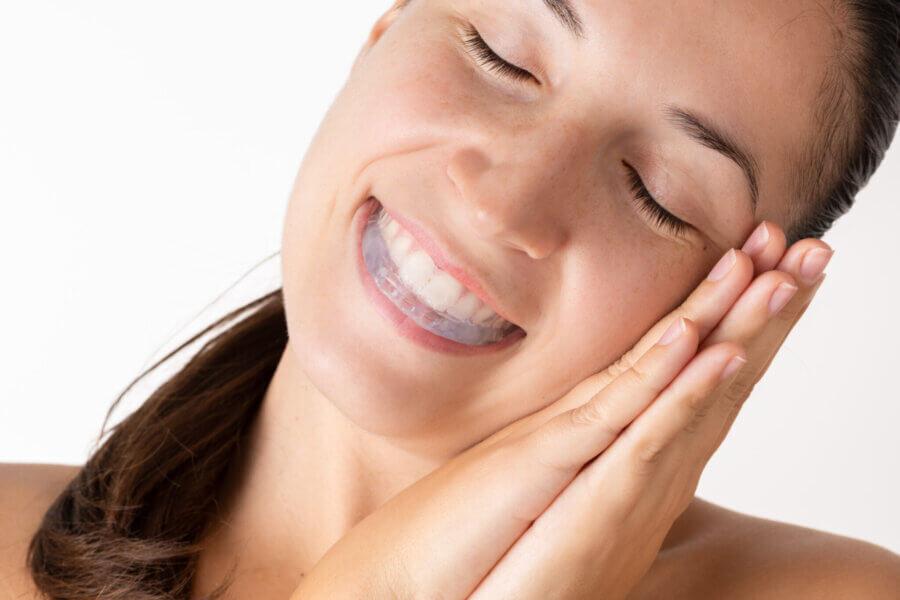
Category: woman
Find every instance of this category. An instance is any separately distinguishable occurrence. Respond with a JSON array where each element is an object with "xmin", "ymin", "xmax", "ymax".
[{"xmin": 3, "ymin": 0, "xmax": 899, "ymax": 598}]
